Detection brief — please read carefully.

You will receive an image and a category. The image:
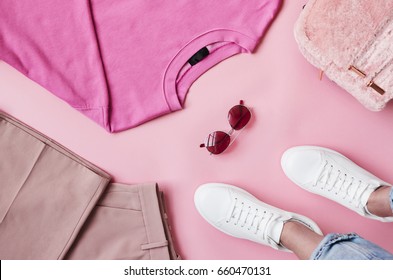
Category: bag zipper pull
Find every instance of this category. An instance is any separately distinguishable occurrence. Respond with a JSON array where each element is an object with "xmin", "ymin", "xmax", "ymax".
[{"xmin": 319, "ymin": 69, "xmax": 324, "ymax": 81}]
